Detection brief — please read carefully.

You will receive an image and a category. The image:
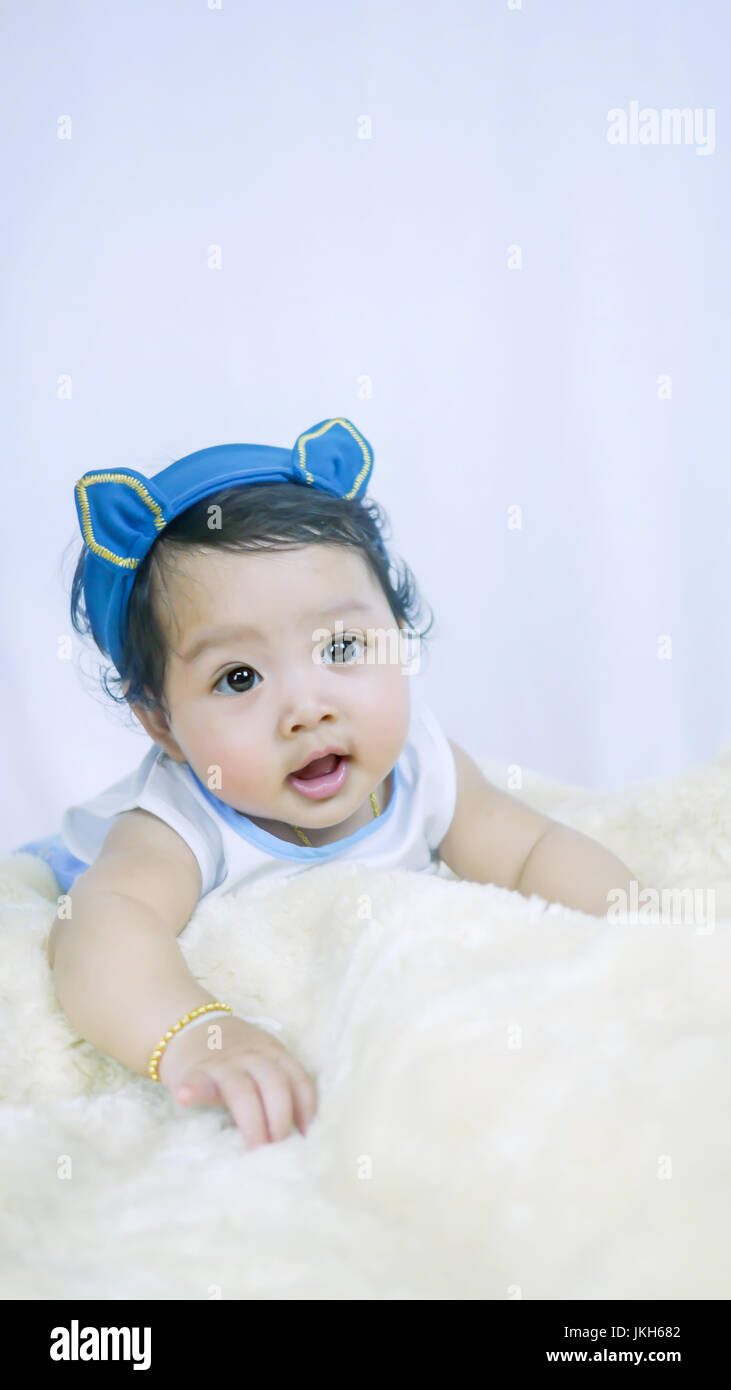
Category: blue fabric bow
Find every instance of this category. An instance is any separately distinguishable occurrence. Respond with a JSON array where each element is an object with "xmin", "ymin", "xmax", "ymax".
[{"xmin": 73, "ymin": 417, "xmax": 377, "ymax": 674}]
